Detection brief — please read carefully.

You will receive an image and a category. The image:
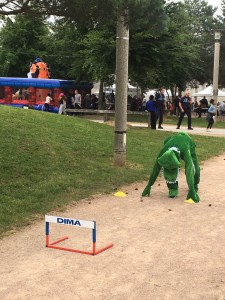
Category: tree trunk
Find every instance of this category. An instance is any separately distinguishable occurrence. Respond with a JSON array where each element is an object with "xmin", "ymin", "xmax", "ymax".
[
  {"xmin": 98, "ymin": 80, "xmax": 104, "ymax": 109},
  {"xmin": 114, "ymin": 11, "xmax": 129, "ymax": 166},
  {"xmin": 213, "ymin": 37, "xmax": 221, "ymax": 119}
]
